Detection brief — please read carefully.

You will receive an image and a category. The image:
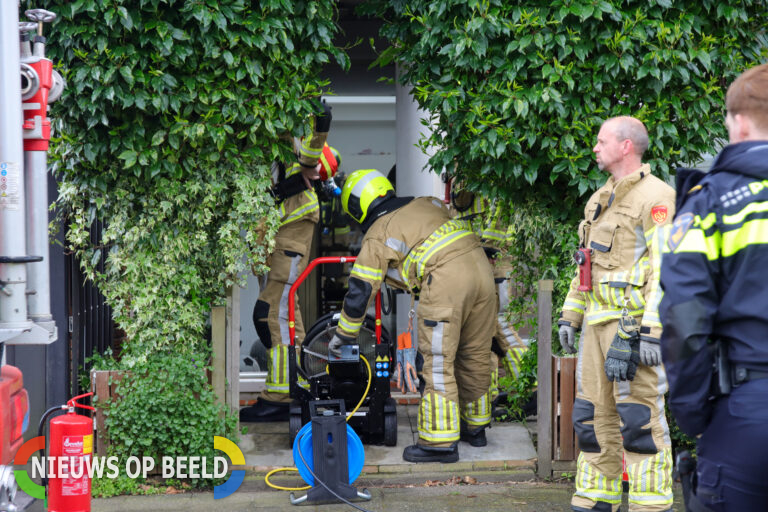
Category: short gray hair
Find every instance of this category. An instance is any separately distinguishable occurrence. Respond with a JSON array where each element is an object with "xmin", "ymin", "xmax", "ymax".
[{"xmin": 605, "ymin": 116, "xmax": 649, "ymax": 156}]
